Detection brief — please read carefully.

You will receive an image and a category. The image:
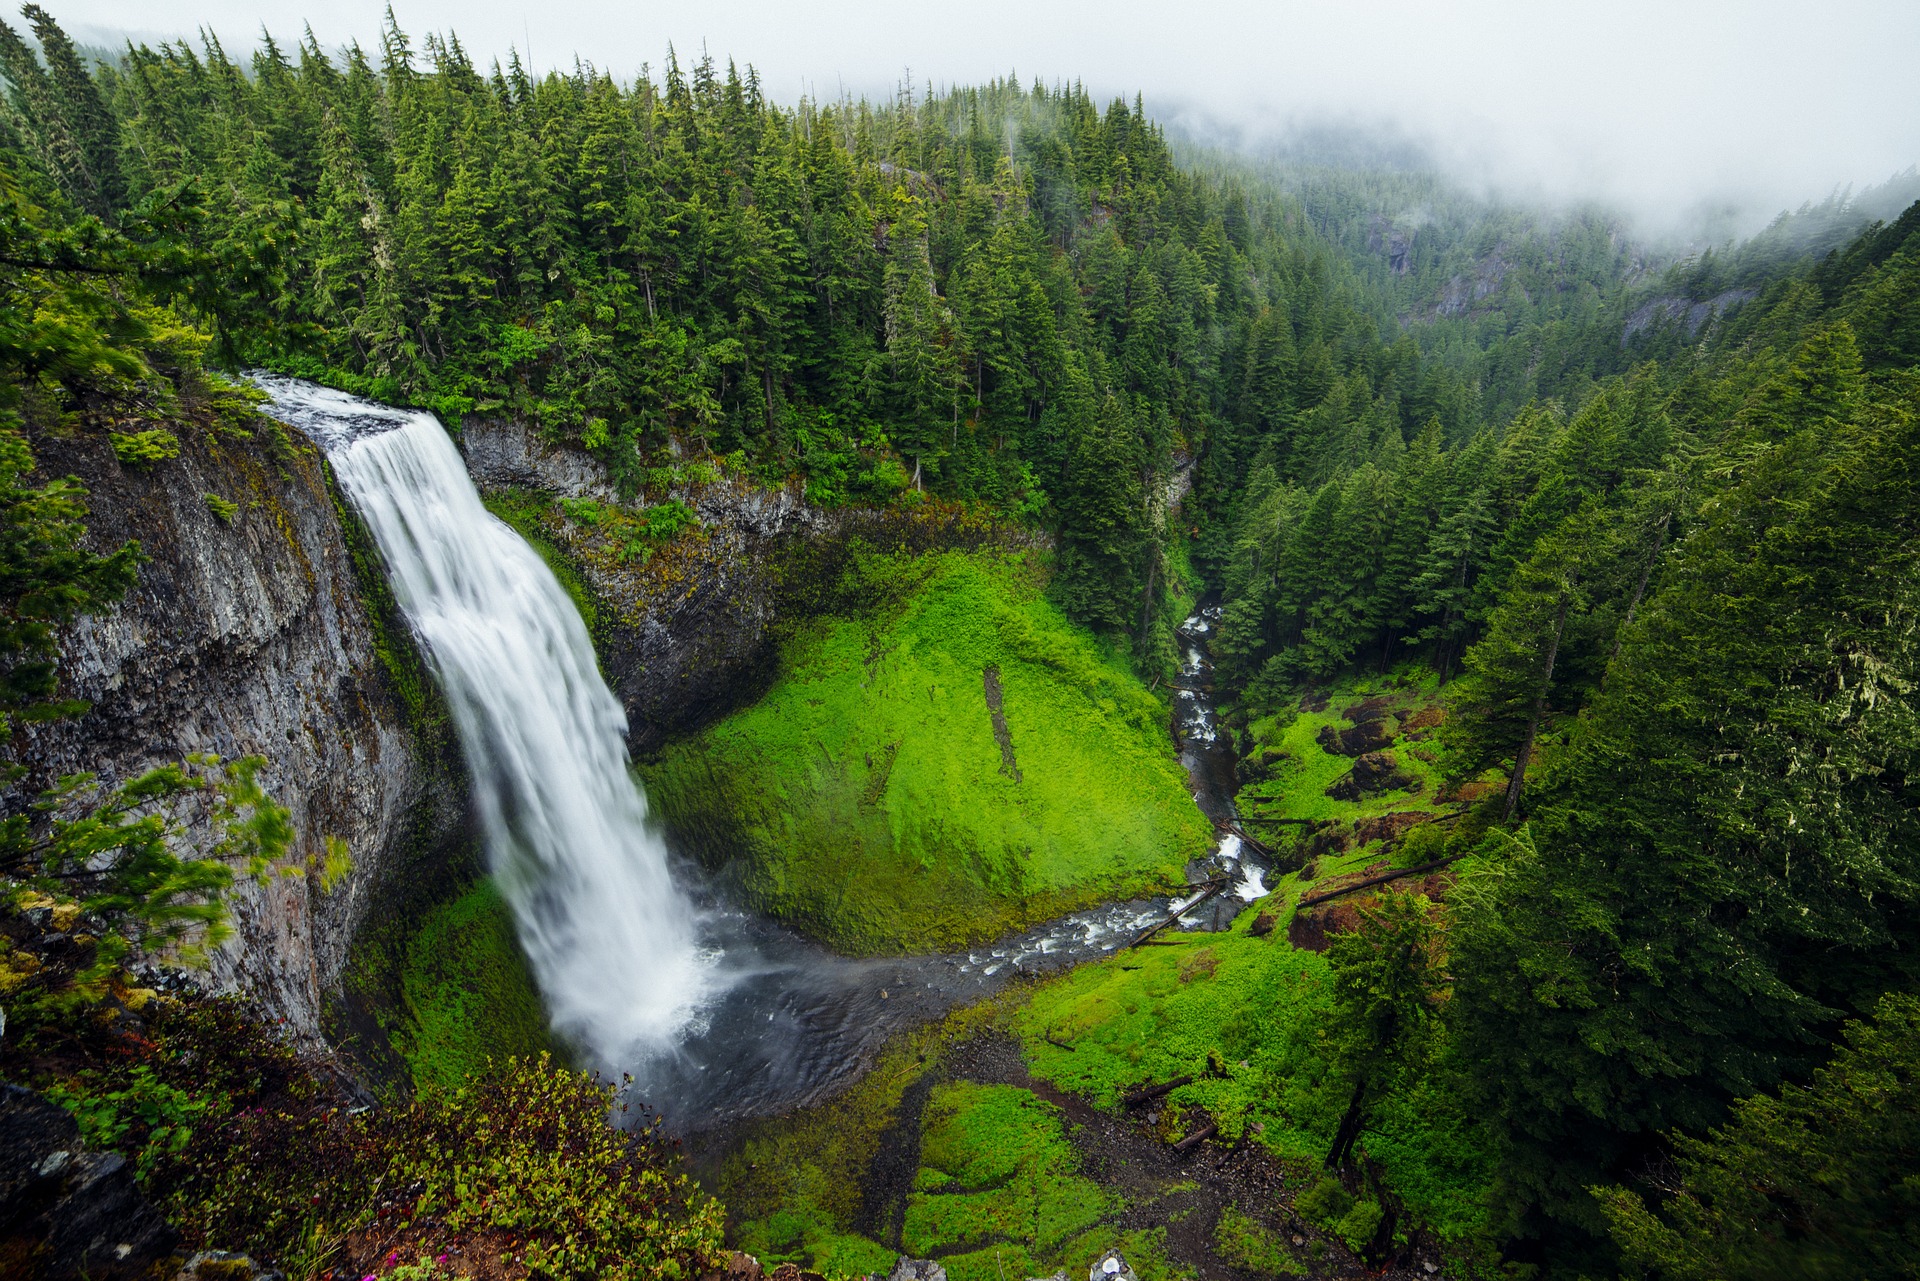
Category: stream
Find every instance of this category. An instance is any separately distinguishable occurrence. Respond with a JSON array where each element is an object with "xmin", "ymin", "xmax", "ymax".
[{"xmin": 263, "ymin": 379, "xmax": 1262, "ymax": 1129}]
